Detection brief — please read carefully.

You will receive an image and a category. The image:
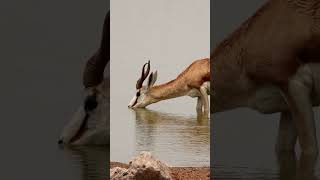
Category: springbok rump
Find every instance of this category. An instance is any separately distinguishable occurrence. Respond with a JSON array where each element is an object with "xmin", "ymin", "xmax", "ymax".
[
  {"xmin": 212, "ymin": 0, "xmax": 320, "ymax": 155},
  {"xmin": 128, "ymin": 58, "xmax": 210, "ymax": 114},
  {"xmin": 59, "ymin": 11, "xmax": 109, "ymax": 145}
]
